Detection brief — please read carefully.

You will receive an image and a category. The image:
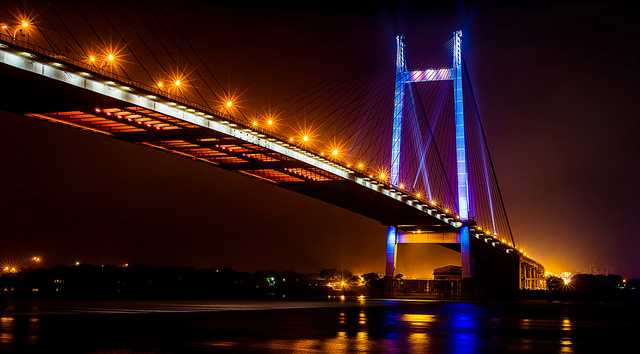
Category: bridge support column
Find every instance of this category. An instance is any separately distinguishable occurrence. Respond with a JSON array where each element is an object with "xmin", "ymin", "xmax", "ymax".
[
  {"xmin": 460, "ymin": 226, "xmax": 472, "ymax": 278},
  {"xmin": 459, "ymin": 226, "xmax": 474, "ymax": 296},
  {"xmin": 385, "ymin": 226, "xmax": 398, "ymax": 277}
]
